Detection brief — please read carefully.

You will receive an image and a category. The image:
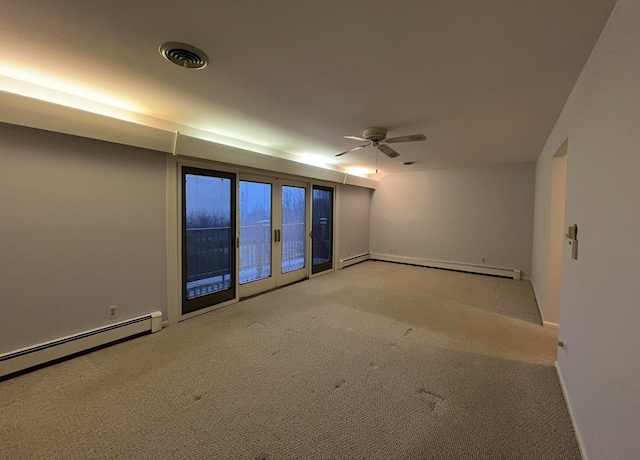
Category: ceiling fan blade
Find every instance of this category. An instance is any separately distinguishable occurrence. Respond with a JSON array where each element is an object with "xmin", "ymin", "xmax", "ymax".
[
  {"xmin": 335, "ymin": 145, "xmax": 367, "ymax": 157},
  {"xmin": 344, "ymin": 135, "xmax": 368, "ymax": 142},
  {"xmin": 385, "ymin": 134, "xmax": 426, "ymax": 144},
  {"xmin": 378, "ymin": 144, "xmax": 400, "ymax": 158}
]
